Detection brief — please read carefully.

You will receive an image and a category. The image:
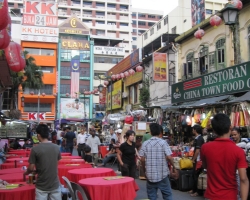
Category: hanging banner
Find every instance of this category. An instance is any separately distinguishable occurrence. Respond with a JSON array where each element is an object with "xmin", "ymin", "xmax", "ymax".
[
  {"xmin": 99, "ymin": 87, "xmax": 106, "ymax": 105},
  {"xmin": 112, "ymin": 80, "xmax": 122, "ymax": 109},
  {"xmin": 153, "ymin": 52, "xmax": 167, "ymax": 82}
]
